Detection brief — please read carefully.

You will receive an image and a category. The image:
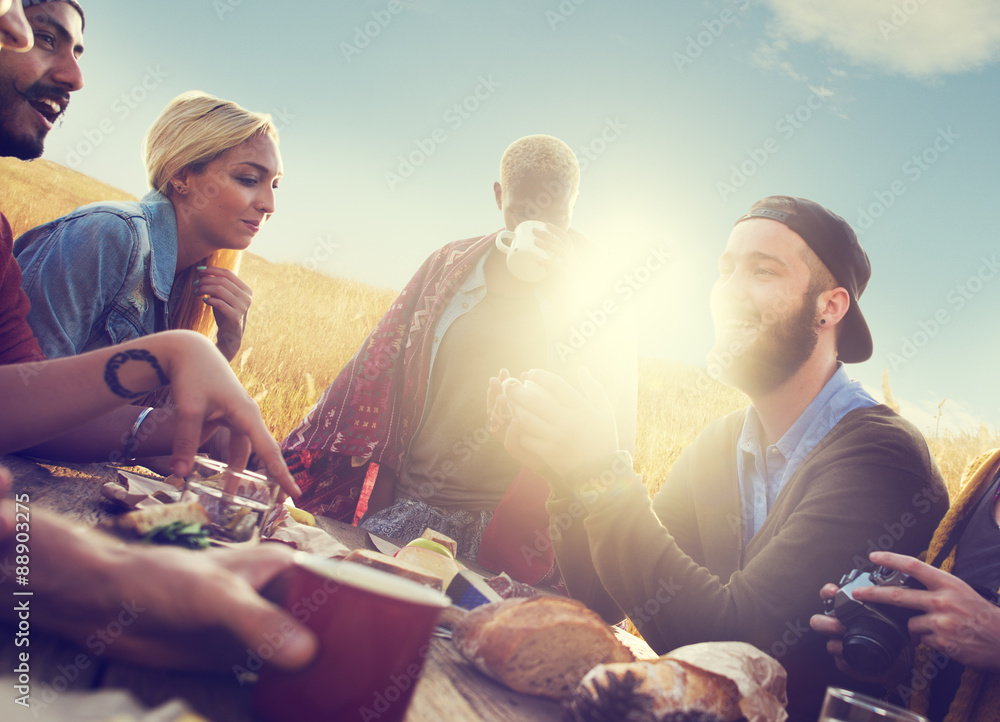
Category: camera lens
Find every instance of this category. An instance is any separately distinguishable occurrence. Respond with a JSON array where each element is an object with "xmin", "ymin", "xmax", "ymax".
[{"xmin": 842, "ymin": 616, "xmax": 906, "ymax": 677}]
